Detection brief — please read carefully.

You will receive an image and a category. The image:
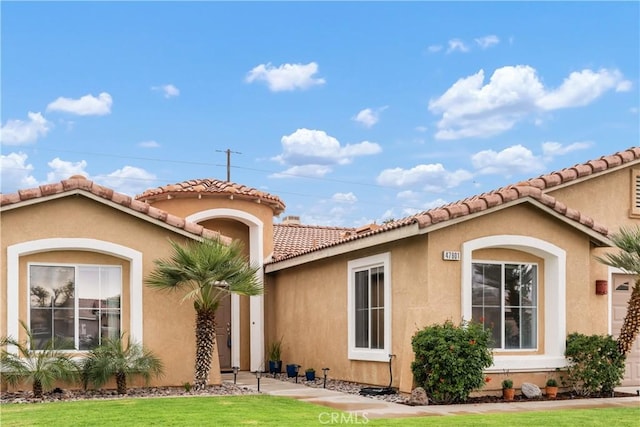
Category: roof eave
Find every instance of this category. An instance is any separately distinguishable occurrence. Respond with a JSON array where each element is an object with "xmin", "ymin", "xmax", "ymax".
[
  {"xmin": 265, "ymin": 222, "xmax": 420, "ymax": 272},
  {"xmin": 1, "ymin": 190, "xmax": 229, "ymax": 244}
]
